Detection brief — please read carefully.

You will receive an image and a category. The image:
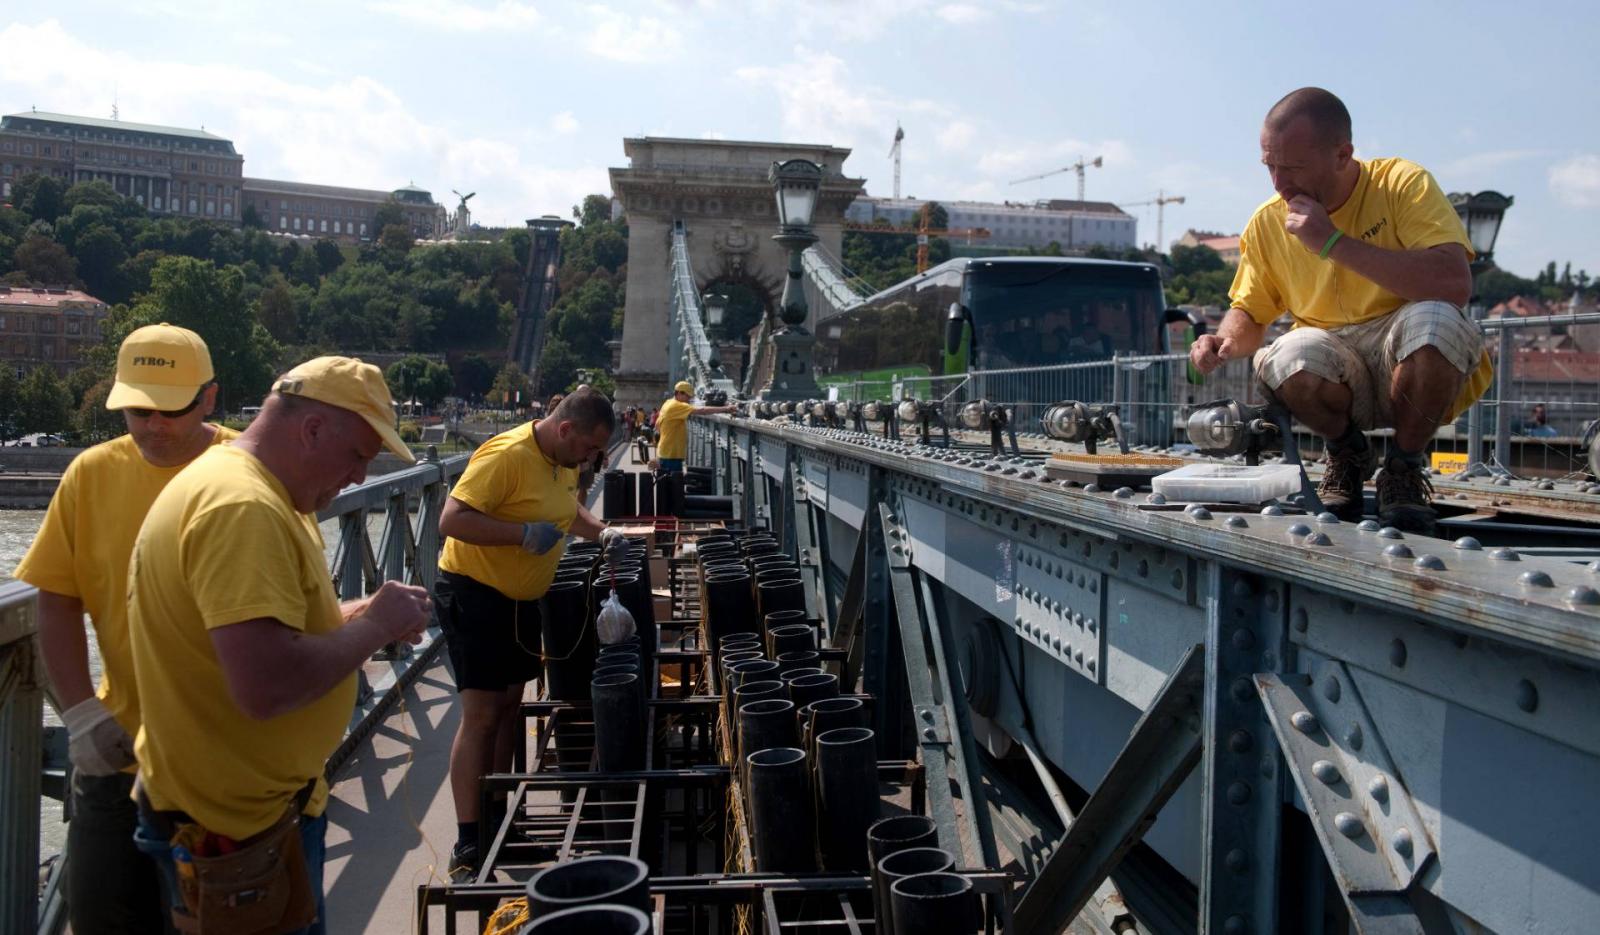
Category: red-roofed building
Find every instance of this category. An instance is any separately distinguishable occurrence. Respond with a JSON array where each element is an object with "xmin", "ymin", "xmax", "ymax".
[
  {"xmin": 0, "ymin": 286, "xmax": 109, "ymax": 378},
  {"xmin": 1175, "ymin": 229, "xmax": 1241, "ymax": 265}
]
